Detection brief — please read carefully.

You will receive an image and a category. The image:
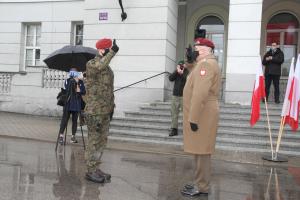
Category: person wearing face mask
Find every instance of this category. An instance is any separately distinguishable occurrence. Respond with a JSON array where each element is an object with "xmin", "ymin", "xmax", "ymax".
[
  {"xmin": 262, "ymin": 42, "xmax": 284, "ymax": 104},
  {"xmin": 181, "ymin": 38, "xmax": 221, "ymax": 197},
  {"xmin": 58, "ymin": 68, "xmax": 86, "ymax": 144},
  {"xmin": 84, "ymin": 38, "xmax": 119, "ymax": 183}
]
